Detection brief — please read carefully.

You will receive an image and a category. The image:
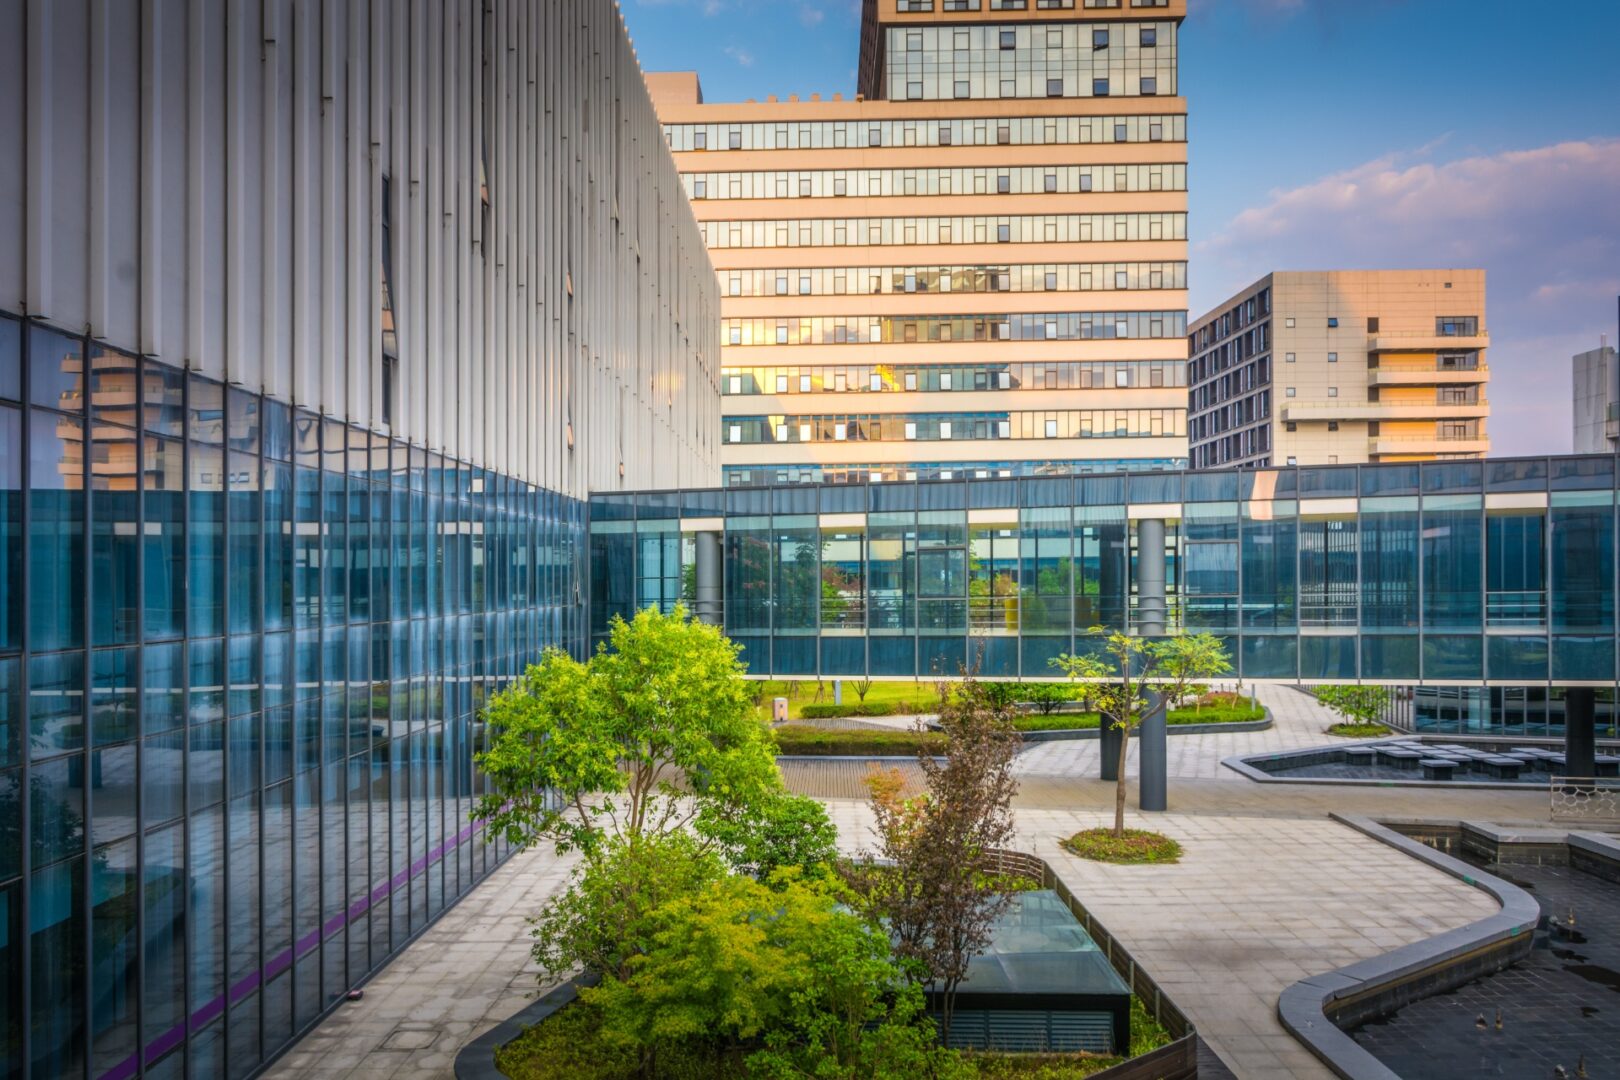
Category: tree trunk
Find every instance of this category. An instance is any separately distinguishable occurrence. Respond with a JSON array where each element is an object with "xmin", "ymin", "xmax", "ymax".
[{"xmin": 1114, "ymin": 716, "xmax": 1130, "ymax": 838}]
